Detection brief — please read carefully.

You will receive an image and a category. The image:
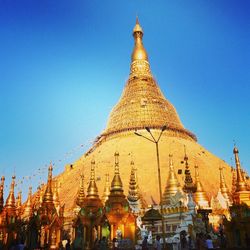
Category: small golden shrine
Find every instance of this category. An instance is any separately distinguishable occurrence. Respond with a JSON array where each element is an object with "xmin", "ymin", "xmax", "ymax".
[
  {"xmin": 37, "ymin": 165, "xmax": 63, "ymax": 249},
  {"xmin": 104, "ymin": 152, "xmax": 136, "ymax": 242}
]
